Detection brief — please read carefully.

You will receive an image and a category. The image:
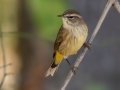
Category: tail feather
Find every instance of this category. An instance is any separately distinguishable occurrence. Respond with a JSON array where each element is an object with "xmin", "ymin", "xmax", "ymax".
[
  {"xmin": 45, "ymin": 50, "xmax": 63, "ymax": 77},
  {"xmin": 45, "ymin": 65, "xmax": 59, "ymax": 77}
]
